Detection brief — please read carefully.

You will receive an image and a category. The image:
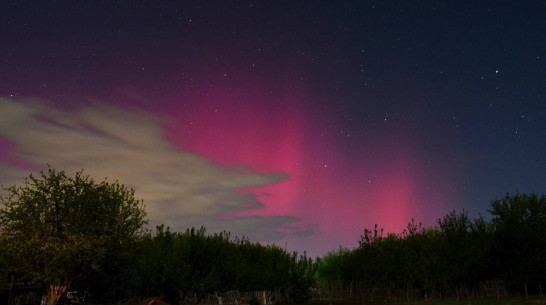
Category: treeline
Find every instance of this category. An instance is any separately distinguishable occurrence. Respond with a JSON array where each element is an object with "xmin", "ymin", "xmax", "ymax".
[
  {"xmin": 122, "ymin": 226, "xmax": 315, "ymax": 304},
  {"xmin": 1, "ymin": 225, "xmax": 316, "ymax": 305},
  {"xmin": 314, "ymin": 193, "xmax": 546, "ymax": 296},
  {"xmin": 0, "ymin": 168, "xmax": 316, "ymax": 305},
  {"xmin": 1, "ymin": 168, "xmax": 545, "ymax": 304}
]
